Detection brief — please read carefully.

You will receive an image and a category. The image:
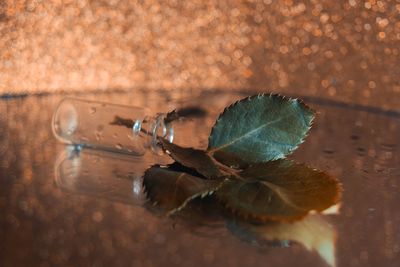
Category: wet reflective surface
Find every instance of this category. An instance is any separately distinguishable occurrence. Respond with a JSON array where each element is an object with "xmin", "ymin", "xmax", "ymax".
[{"xmin": 0, "ymin": 90, "xmax": 399, "ymax": 267}]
